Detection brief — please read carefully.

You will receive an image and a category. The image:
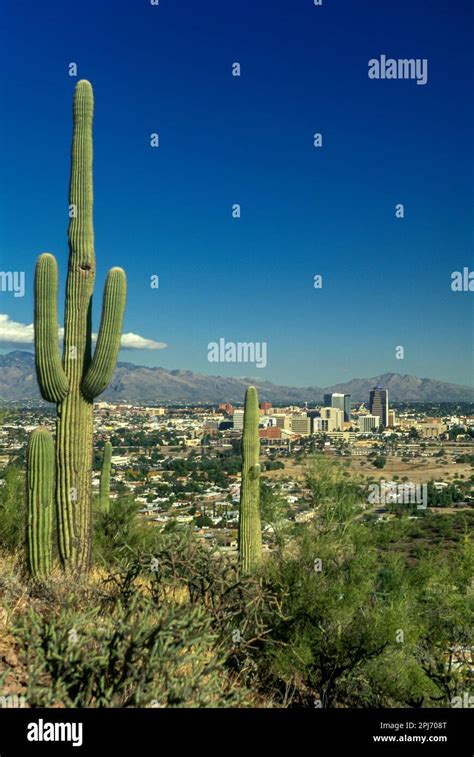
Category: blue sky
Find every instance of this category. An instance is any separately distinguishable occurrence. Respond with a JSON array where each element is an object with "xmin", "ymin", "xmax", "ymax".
[{"xmin": 0, "ymin": 0, "xmax": 473, "ymax": 388}]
